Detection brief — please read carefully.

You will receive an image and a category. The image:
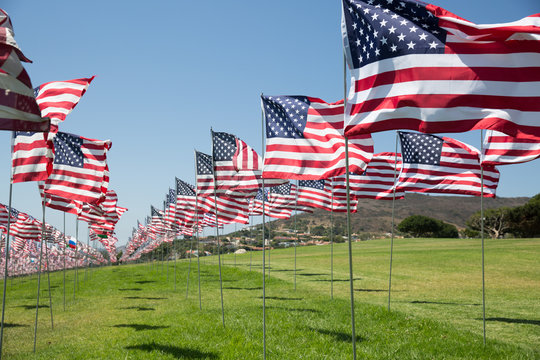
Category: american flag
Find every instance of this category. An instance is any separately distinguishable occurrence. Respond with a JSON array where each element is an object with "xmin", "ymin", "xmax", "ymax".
[
  {"xmin": 42, "ymin": 132, "xmax": 111, "ymax": 204},
  {"xmin": 196, "ymin": 195, "xmax": 250, "ymax": 225},
  {"xmin": 195, "ymin": 151, "xmax": 215, "ymax": 196},
  {"xmin": 38, "ymin": 182, "xmax": 83, "ymax": 215},
  {"xmin": 482, "ymin": 130, "xmax": 540, "ymax": 166},
  {"xmin": 164, "ymin": 188, "xmax": 177, "ymax": 229},
  {"xmin": 175, "ymin": 178, "xmax": 199, "ymax": 227},
  {"xmin": 262, "ymin": 95, "xmax": 373, "ymax": 180},
  {"xmin": 331, "ymin": 152, "xmax": 404, "ymax": 200},
  {"xmin": 0, "ymin": 203, "xmax": 10, "ymax": 230},
  {"xmin": 34, "ymin": 77, "xmax": 95, "ymax": 131},
  {"xmin": 212, "ymin": 130, "xmax": 261, "ymax": 198},
  {"xmin": 297, "ymin": 180, "xmax": 358, "ymax": 212},
  {"xmin": 249, "ymin": 188, "xmax": 293, "ymax": 219},
  {"xmin": 398, "ymin": 132, "xmax": 500, "ymax": 197},
  {"xmin": 11, "ymin": 131, "xmax": 53, "ymax": 183},
  {"xmin": 0, "ymin": 10, "xmax": 50, "ymax": 132},
  {"xmin": 233, "ymin": 137, "xmax": 262, "ymax": 171},
  {"xmin": 342, "ymin": 0, "xmax": 540, "ymax": 138}
]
